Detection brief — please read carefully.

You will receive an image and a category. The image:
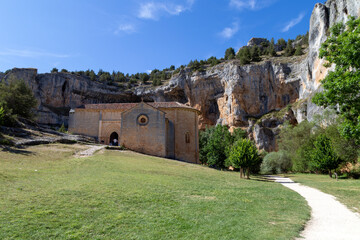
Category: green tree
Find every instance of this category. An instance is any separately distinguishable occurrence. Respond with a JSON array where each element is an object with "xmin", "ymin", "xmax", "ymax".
[
  {"xmin": 277, "ymin": 38, "xmax": 286, "ymax": 50},
  {"xmin": 51, "ymin": 68, "xmax": 58, "ymax": 73},
  {"xmin": 228, "ymin": 139, "xmax": 261, "ymax": 179},
  {"xmin": 309, "ymin": 134, "xmax": 342, "ymax": 177},
  {"xmin": 312, "ymin": 16, "xmax": 360, "ymax": 143},
  {"xmin": 294, "ymin": 45, "xmax": 303, "ymax": 56},
  {"xmin": 268, "ymin": 41, "xmax": 277, "ymax": 57},
  {"xmin": 224, "ymin": 47, "xmax": 236, "ymax": 60},
  {"xmin": 200, "ymin": 125, "xmax": 233, "ymax": 169},
  {"xmin": 169, "ymin": 65, "xmax": 175, "ymax": 71},
  {"xmin": 250, "ymin": 46, "xmax": 261, "ymax": 62},
  {"xmin": 60, "ymin": 69, "xmax": 68, "ymax": 73},
  {"xmin": 284, "ymin": 39, "xmax": 294, "ymax": 56},
  {"xmin": 278, "ymin": 121, "xmax": 315, "ymax": 172},
  {"xmin": 0, "ymin": 78, "xmax": 37, "ymax": 123},
  {"xmin": 236, "ymin": 47, "xmax": 251, "ymax": 65}
]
